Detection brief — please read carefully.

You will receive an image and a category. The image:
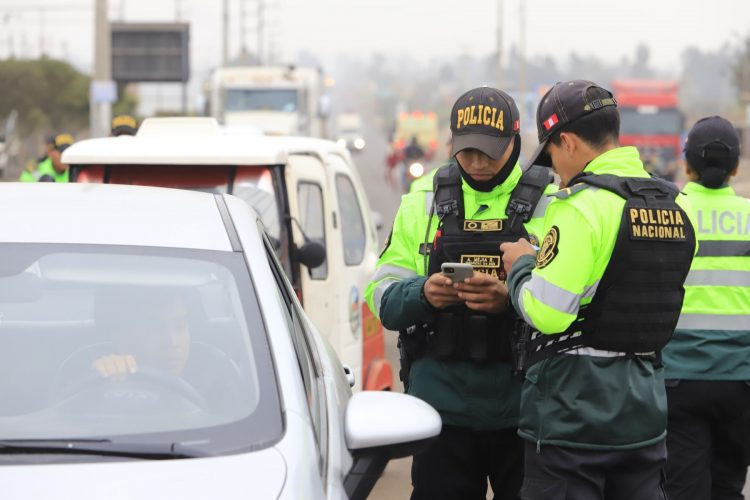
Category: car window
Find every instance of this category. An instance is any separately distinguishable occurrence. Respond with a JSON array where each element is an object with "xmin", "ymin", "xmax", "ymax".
[
  {"xmin": 297, "ymin": 182, "xmax": 328, "ymax": 279},
  {"xmin": 232, "ymin": 166, "xmax": 281, "ymax": 241},
  {"xmin": 262, "ymin": 232, "xmax": 328, "ymax": 477},
  {"xmin": 334, "ymin": 172, "xmax": 366, "ymax": 265},
  {"xmin": 0, "ymin": 243, "xmax": 282, "ymax": 458}
]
